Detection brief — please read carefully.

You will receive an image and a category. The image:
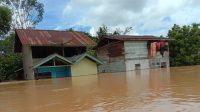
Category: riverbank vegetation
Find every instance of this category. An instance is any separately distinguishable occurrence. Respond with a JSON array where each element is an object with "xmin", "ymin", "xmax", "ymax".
[
  {"xmin": 169, "ymin": 24, "xmax": 200, "ymax": 66},
  {"xmin": 0, "ymin": 0, "xmax": 44, "ymax": 81}
]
